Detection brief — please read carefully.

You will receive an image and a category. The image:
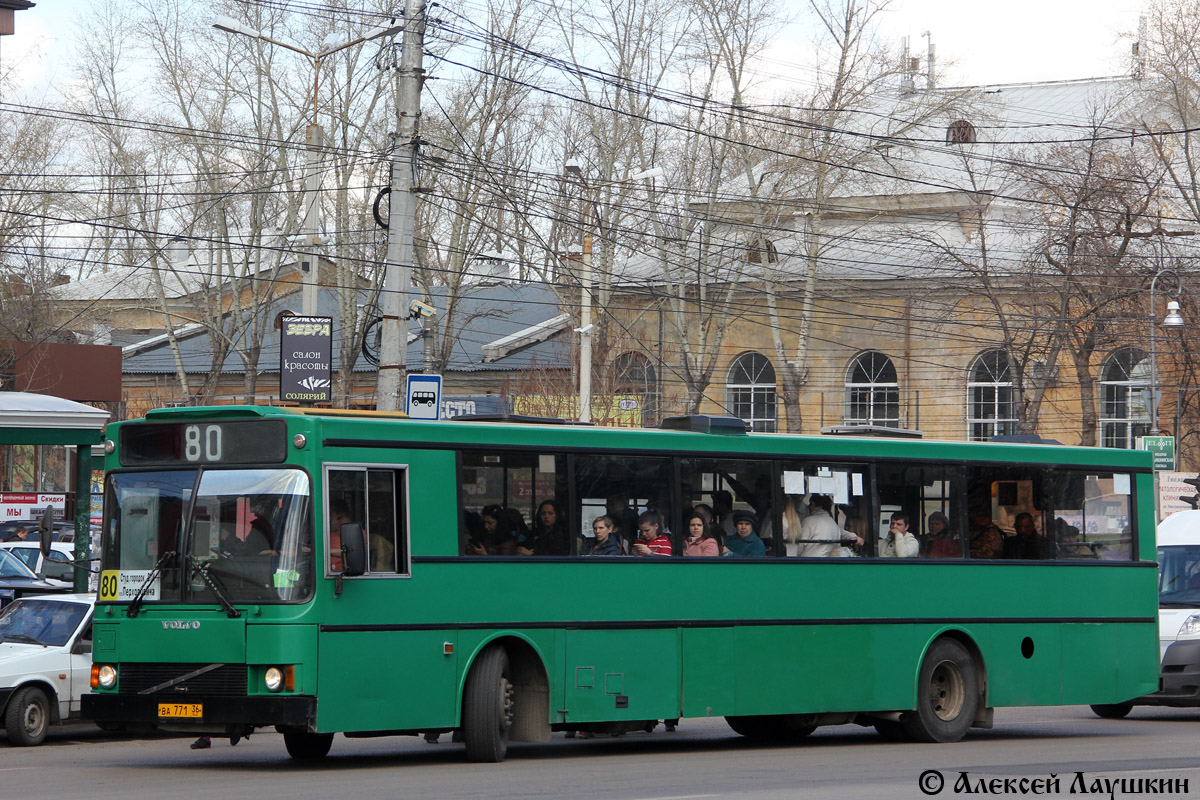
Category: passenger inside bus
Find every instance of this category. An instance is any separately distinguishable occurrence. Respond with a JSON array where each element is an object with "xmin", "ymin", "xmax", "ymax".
[
  {"xmin": 683, "ymin": 512, "xmax": 720, "ymax": 556},
  {"xmin": 722, "ymin": 511, "xmax": 765, "ymax": 557},
  {"xmin": 583, "ymin": 516, "xmax": 622, "ymax": 556},
  {"xmin": 924, "ymin": 511, "xmax": 959, "ymax": 558},
  {"xmin": 518, "ymin": 500, "xmax": 570, "ymax": 556},
  {"xmin": 632, "ymin": 511, "xmax": 672, "ymax": 556},
  {"xmin": 1002, "ymin": 512, "xmax": 1052, "ymax": 560},
  {"xmin": 465, "ymin": 505, "xmax": 517, "ymax": 556},
  {"xmin": 880, "ymin": 512, "xmax": 919, "ymax": 558}
]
